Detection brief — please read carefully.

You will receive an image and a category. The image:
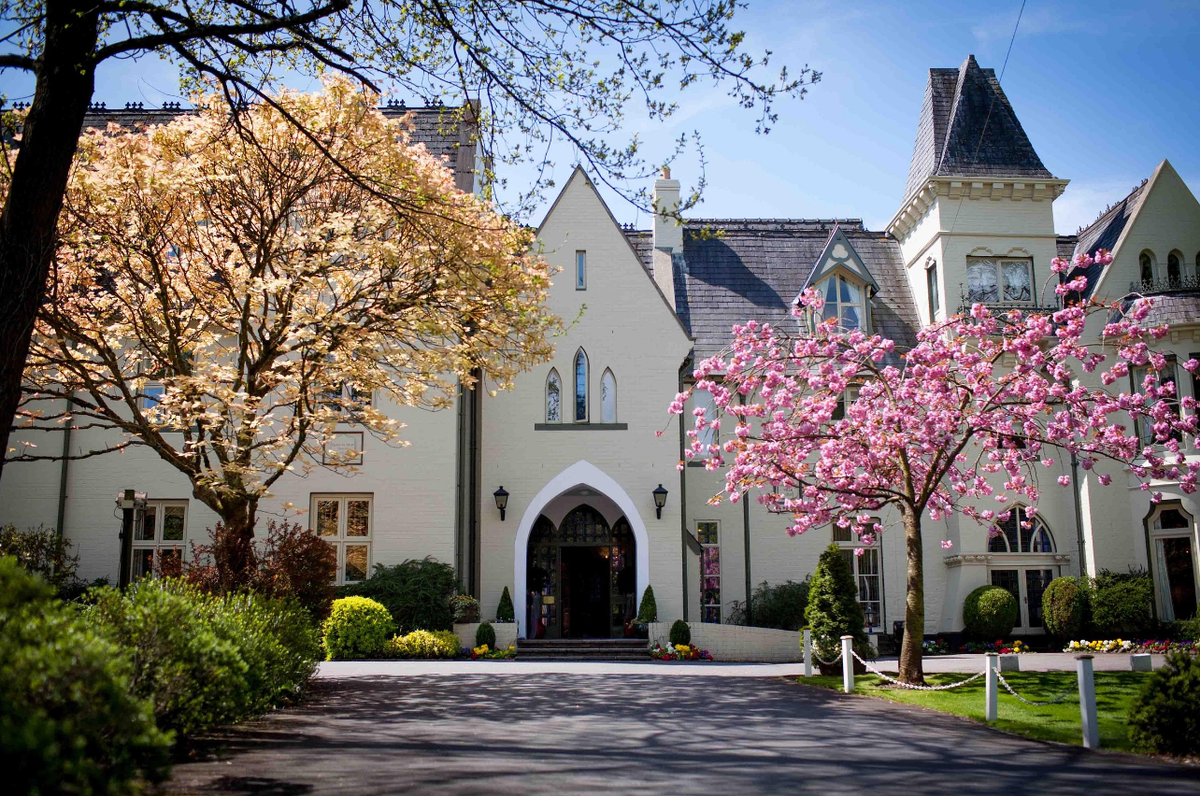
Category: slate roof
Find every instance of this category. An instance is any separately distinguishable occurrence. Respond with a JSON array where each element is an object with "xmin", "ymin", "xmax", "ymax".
[
  {"xmin": 624, "ymin": 219, "xmax": 920, "ymax": 363},
  {"xmin": 903, "ymin": 55, "xmax": 1054, "ymax": 206},
  {"xmin": 1141, "ymin": 295, "xmax": 1200, "ymax": 328},
  {"xmin": 1067, "ymin": 180, "xmax": 1150, "ymax": 296},
  {"xmin": 78, "ymin": 103, "xmax": 477, "ymax": 191}
]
